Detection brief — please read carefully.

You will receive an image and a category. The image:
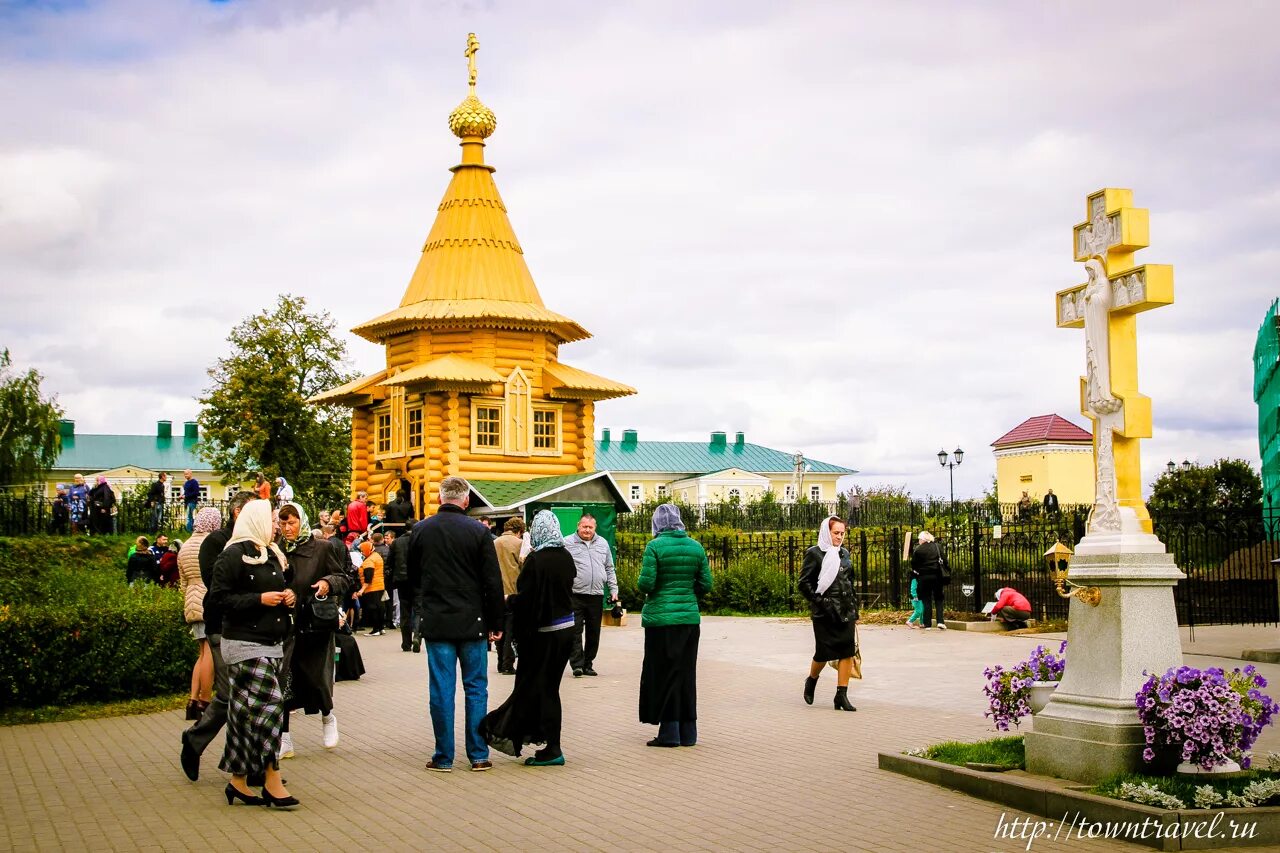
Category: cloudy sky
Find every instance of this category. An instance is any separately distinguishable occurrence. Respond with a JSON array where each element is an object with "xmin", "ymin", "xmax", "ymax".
[{"xmin": 3, "ymin": 0, "xmax": 1278, "ymax": 499}]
